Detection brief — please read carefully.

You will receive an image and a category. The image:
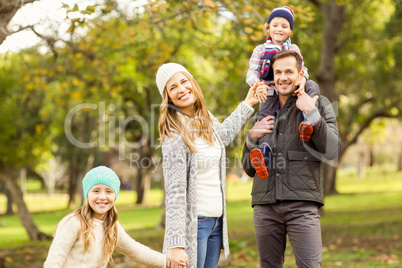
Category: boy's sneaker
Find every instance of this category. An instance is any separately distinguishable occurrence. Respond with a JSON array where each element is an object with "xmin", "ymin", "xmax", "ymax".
[
  {"xmin": 299, "ymin": 121, "xmax": 313, "ymax": 142},
  {"xmin": 250, "ymin": 149, "xmax": 268, "ymax": 179},
  {"xmin": 299, "ymin": 112, "xmax": 313, "ymax": 142},
  {"xmin": 249, "ymin": 143, "xmax": 272, "ymax": 179}
]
